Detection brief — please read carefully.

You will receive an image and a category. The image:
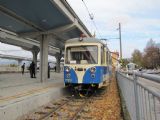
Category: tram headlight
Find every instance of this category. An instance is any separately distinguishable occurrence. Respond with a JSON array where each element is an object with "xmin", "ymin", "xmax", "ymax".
[
  {"xmin": 91, "ymin": 74, "xmax": 95, "ymax": 78},
  {"xmin": 65, "ymin": 66, "xmax": 70, "ymax": 73},
  {"xmin": 90, "ymin": 67, "xmax": 96, "ymax": 73}
]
